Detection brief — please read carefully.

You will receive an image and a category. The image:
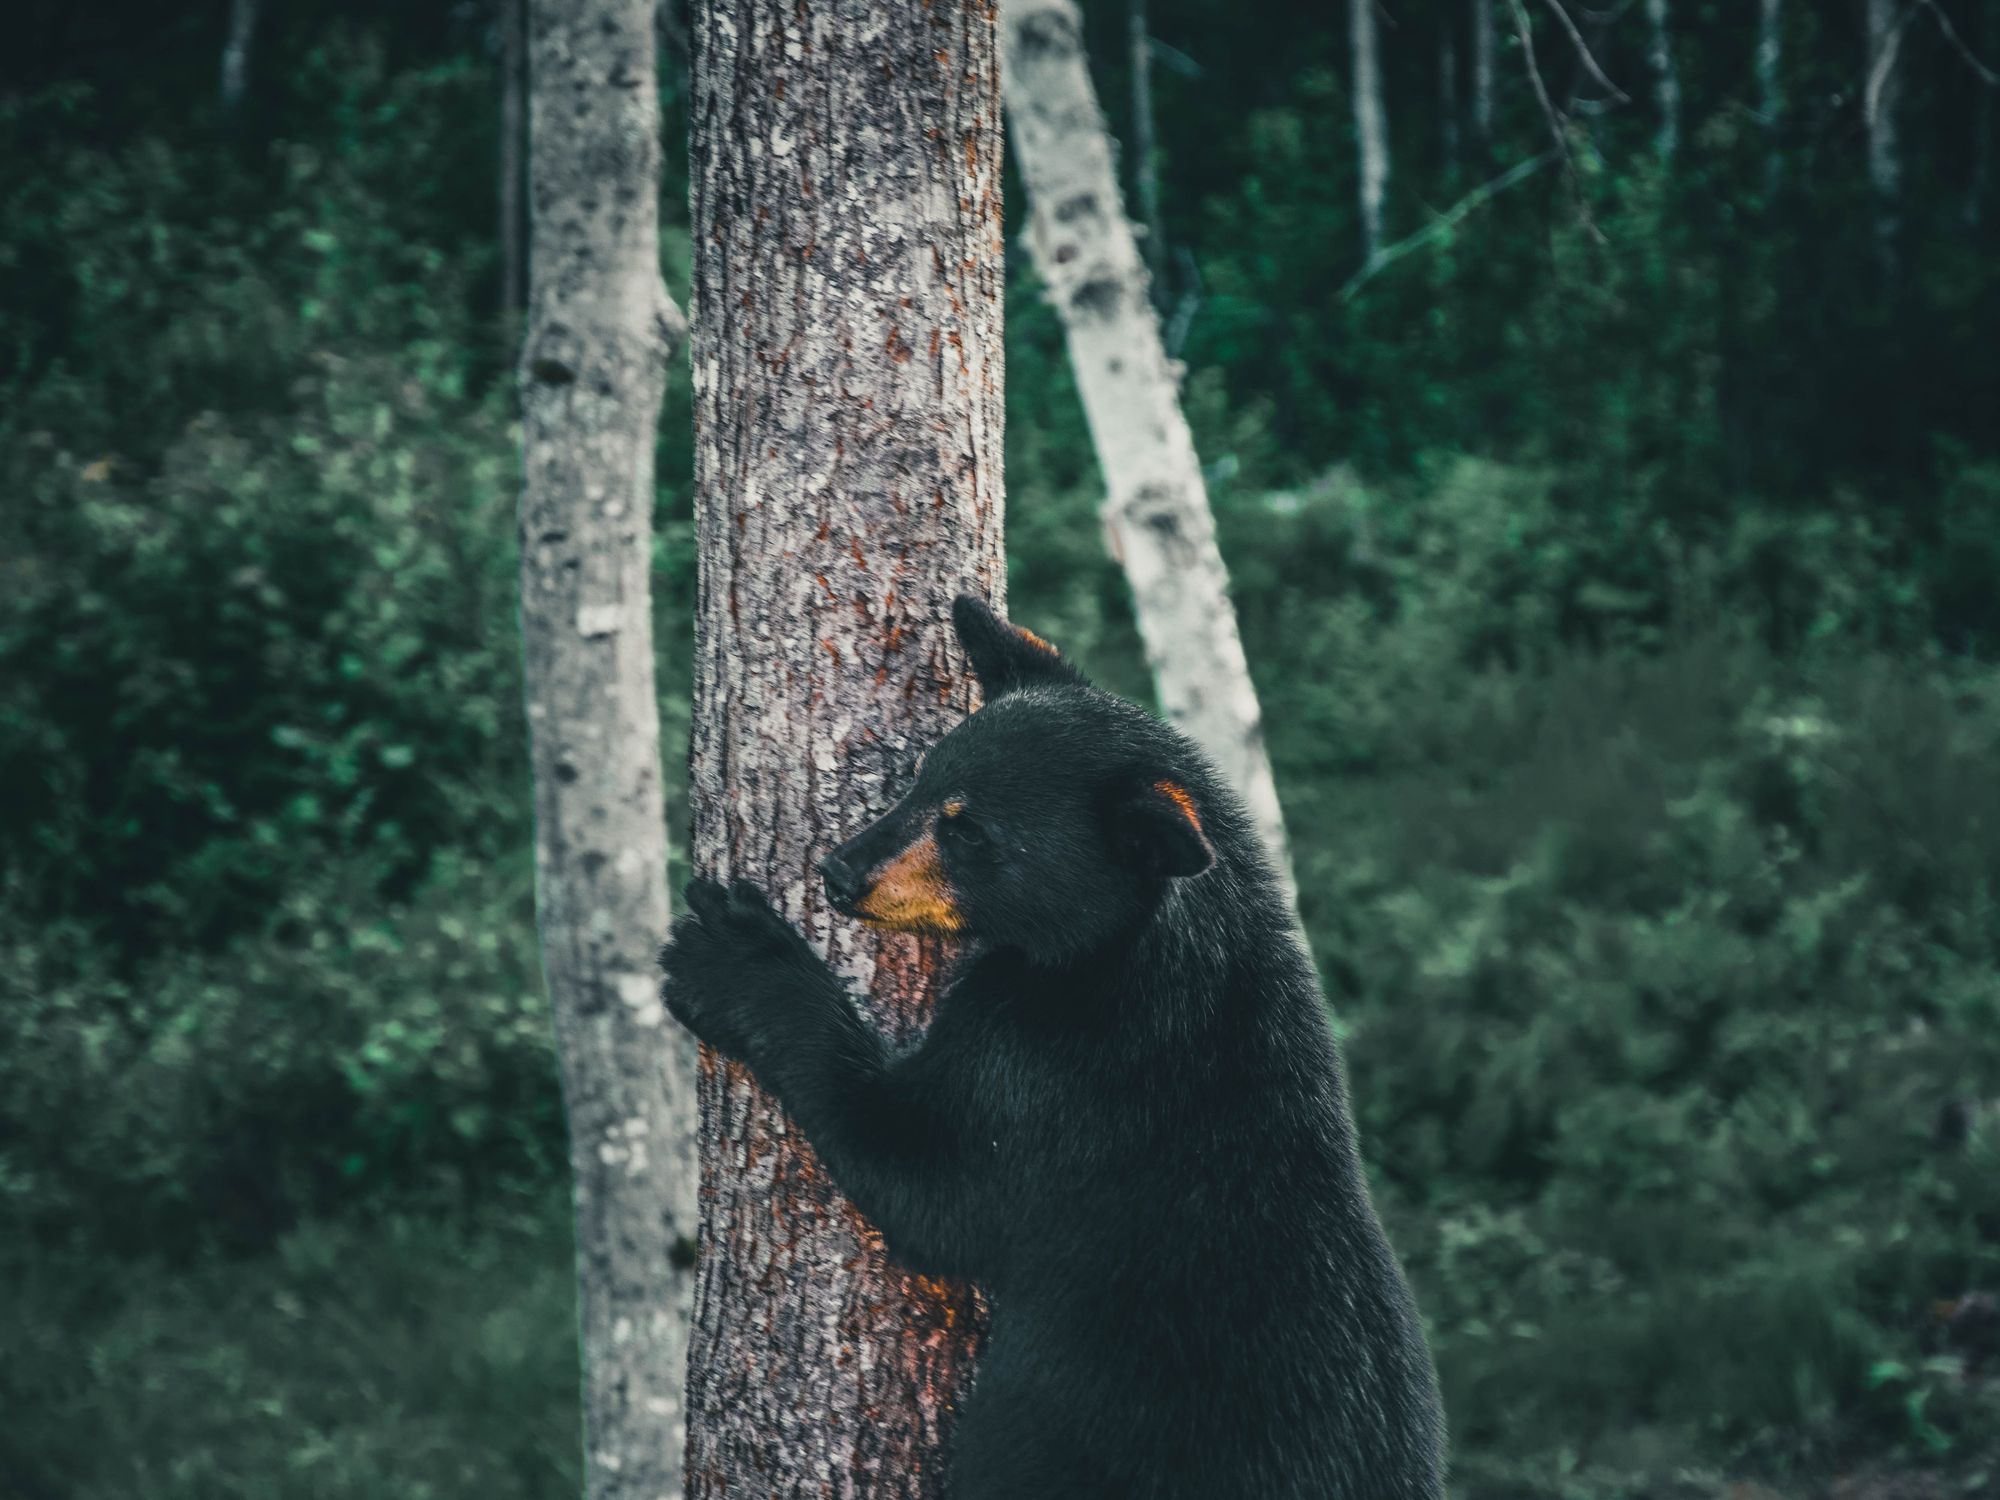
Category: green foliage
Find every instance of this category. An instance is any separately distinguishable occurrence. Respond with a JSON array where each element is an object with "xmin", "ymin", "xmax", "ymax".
[
  {"xmin": 0, "ymin": 854, "xmax": 562, "ymax": 1256},
  {"xmin": 0, "ymin": 1200, "xmax": 581, "ymax": 1500}
]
